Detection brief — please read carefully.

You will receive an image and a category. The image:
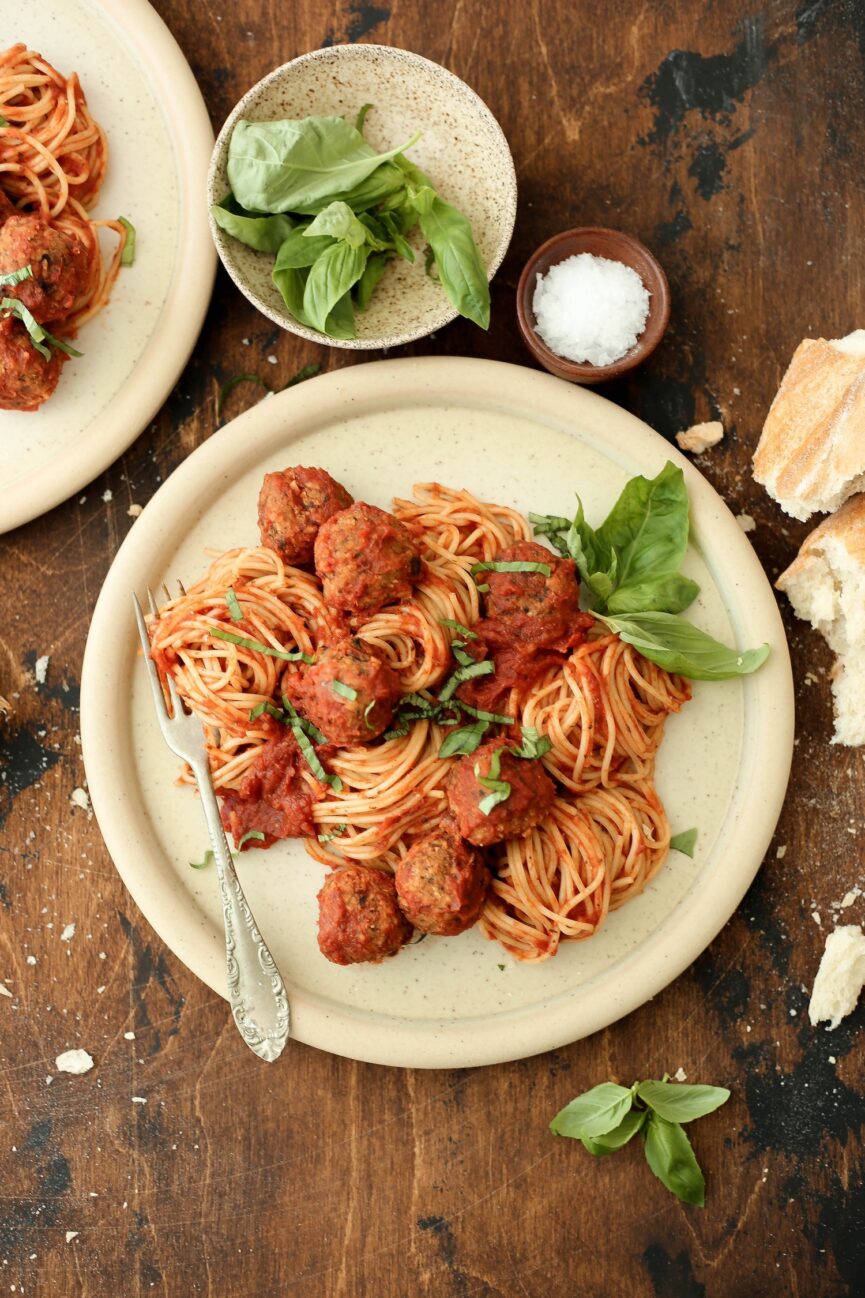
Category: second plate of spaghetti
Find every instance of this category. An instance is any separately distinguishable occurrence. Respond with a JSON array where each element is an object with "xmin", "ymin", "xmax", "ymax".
[{"xmin": 82, "ymin": 358, "xmax": 794, "ymax": 1067}]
